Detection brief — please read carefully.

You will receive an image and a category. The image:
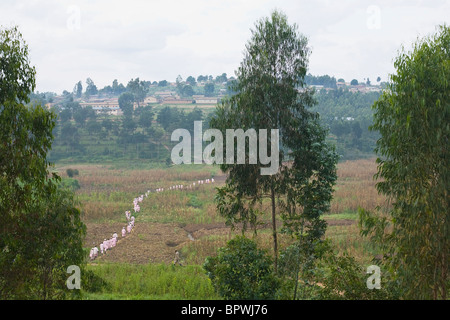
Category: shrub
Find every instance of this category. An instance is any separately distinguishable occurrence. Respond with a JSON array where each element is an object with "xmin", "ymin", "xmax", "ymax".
[
  {"xmin": 66, "ymin": 168, "xmax": 79, "ymax": 177},
  {"xmin": 60, "ymin": 178, "xmax": 80, "ymax": 191},
  {"xmin": 203, "ymin": 236, "xmax": 279, "ymax": 300}
]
